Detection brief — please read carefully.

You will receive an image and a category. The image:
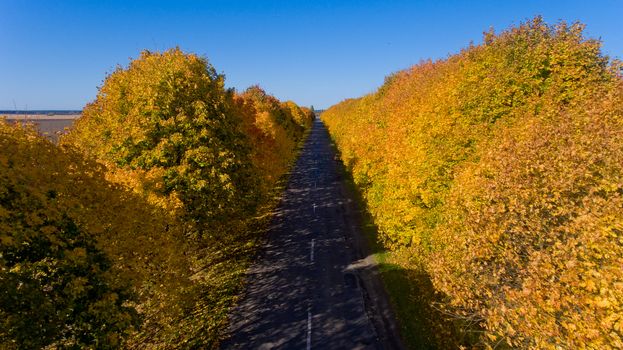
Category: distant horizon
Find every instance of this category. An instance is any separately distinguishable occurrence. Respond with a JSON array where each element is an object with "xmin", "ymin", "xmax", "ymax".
[
  {"xmin": 2, "ymin": 1, "xmax": 622, "ymax": 110},
  {"xmin": 0, "ymin": 108, "xmax": 84, "ymax": 113},
  {"xmin": 0, "ymin": 110, "xmax": 82, "ymax": 113}
]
